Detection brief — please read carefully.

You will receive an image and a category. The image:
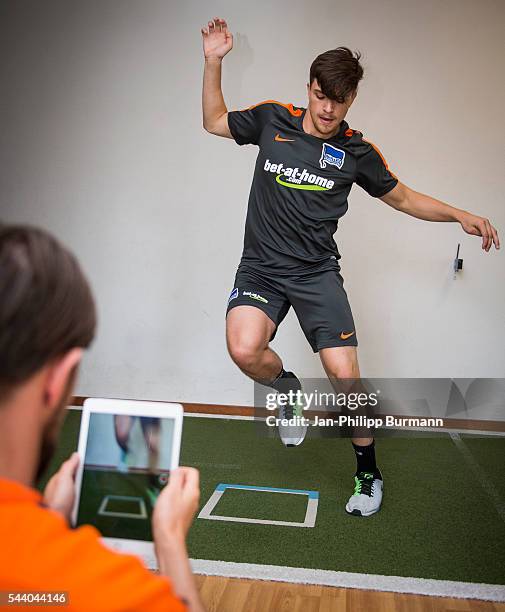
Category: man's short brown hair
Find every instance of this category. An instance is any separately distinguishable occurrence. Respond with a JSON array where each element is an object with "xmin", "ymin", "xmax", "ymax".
[
  {"xmin": 0, "ymin": 224, "xmax": 97, "ymax": 400},
  {"xmin": 310, "ymin": 47, "xmax": 364, "ymax": 103}
]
